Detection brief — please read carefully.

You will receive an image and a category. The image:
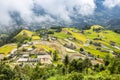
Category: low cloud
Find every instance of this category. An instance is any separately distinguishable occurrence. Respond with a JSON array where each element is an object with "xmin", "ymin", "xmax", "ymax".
[
  {"xmin": 0, "ymin": 0, "xmax": 96, "ymax": 26},
  {"xmin": 103, "ymin": 0, "xmax": 120, "ymax": 8}
]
